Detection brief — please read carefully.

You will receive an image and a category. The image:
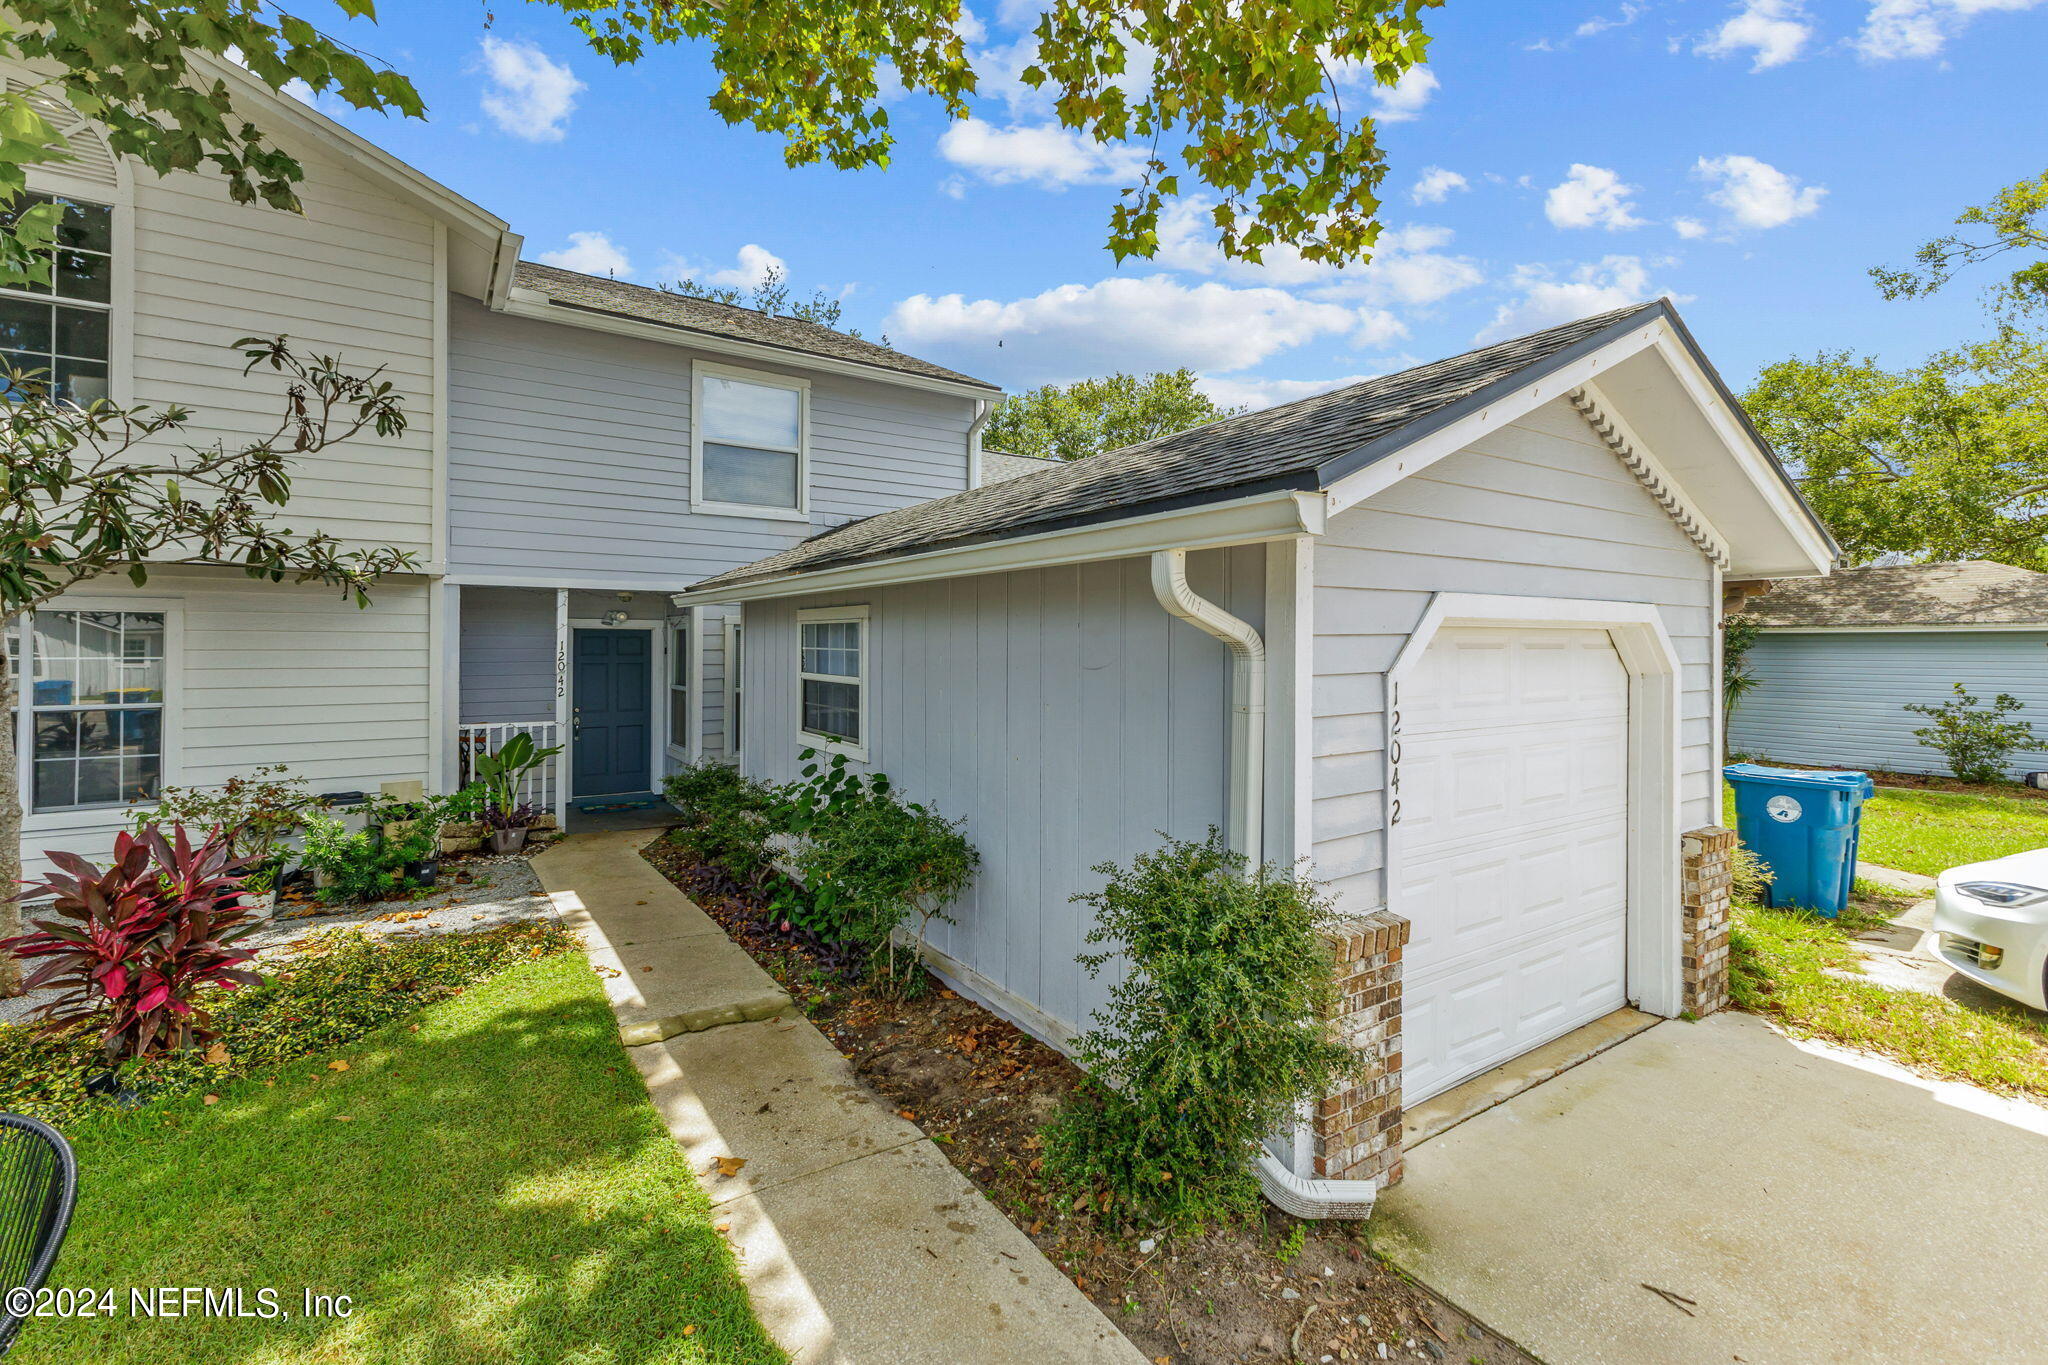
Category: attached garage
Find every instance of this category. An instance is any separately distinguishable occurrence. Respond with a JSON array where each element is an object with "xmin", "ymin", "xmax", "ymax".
[{"xmin": 680, "ymin": 299, "xmax": 1838, "ymax": 1217}]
